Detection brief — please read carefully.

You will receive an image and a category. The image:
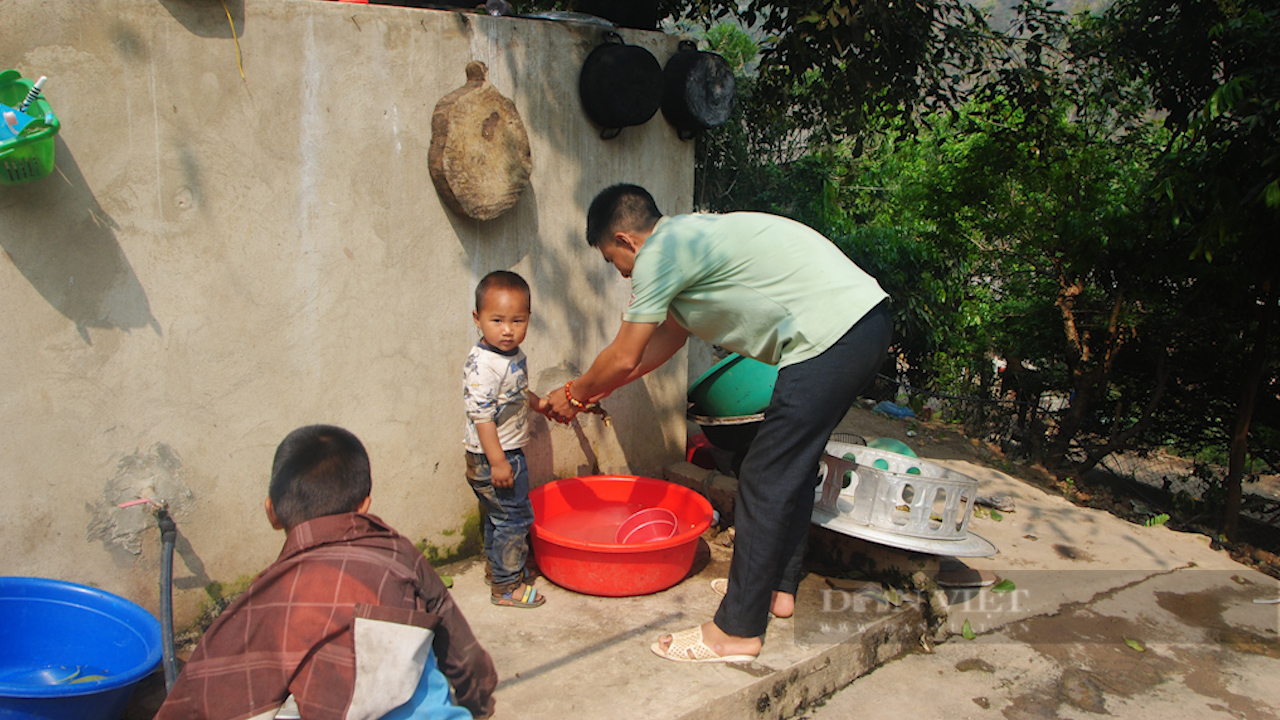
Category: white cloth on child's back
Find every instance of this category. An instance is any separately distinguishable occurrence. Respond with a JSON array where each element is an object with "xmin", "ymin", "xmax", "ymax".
[{"xmin": 463, "ymin": 341, "xmax": 530, "ymax": 453}]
